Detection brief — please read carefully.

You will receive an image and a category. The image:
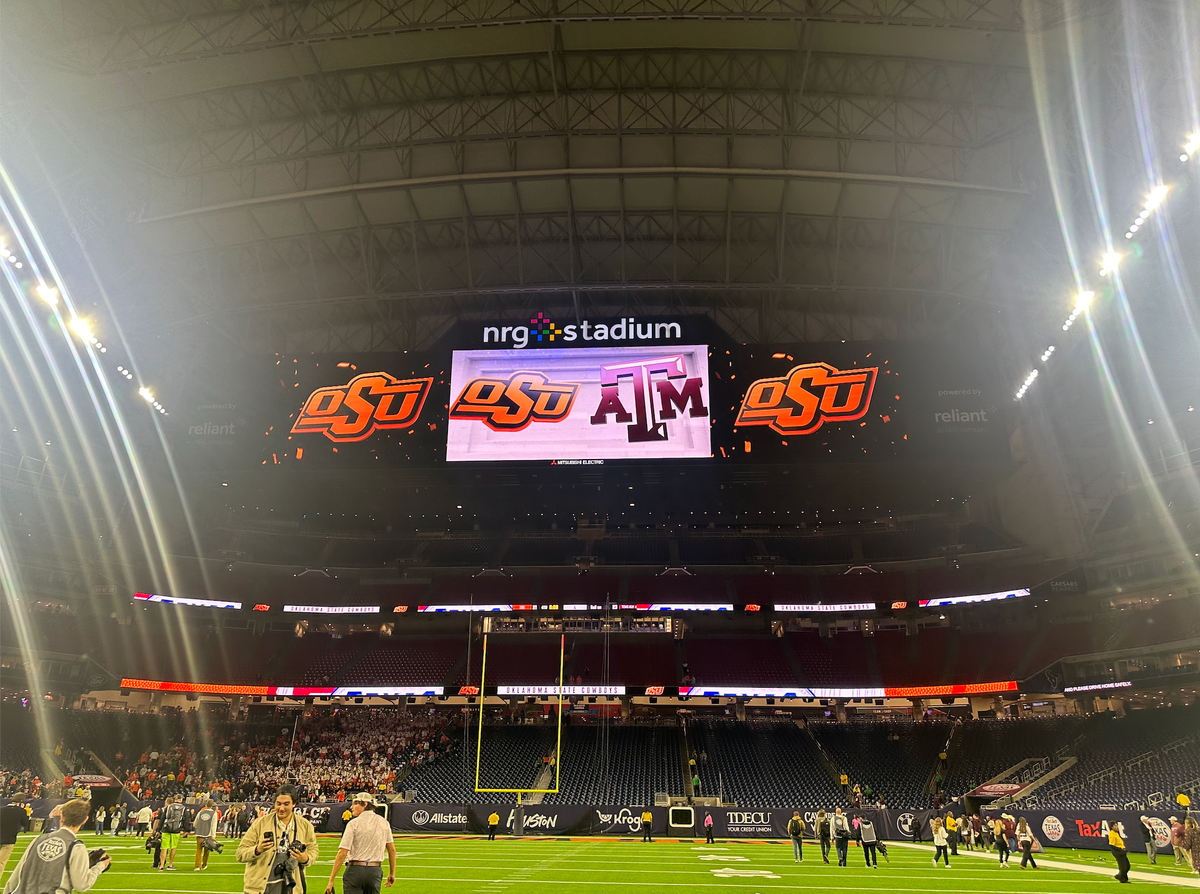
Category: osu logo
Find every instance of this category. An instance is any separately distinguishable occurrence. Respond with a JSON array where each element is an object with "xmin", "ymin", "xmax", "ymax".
[
  {"xmin": 736, "ymin": 362, "xmax": 878, "ymax": 436},
  {"xmin": 292, "ymin": 372, "xmax": 432, "ymax": 442},
  {"xmin": 449, "ymin": 371, "xmax": 579, "ymax": 431}
]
